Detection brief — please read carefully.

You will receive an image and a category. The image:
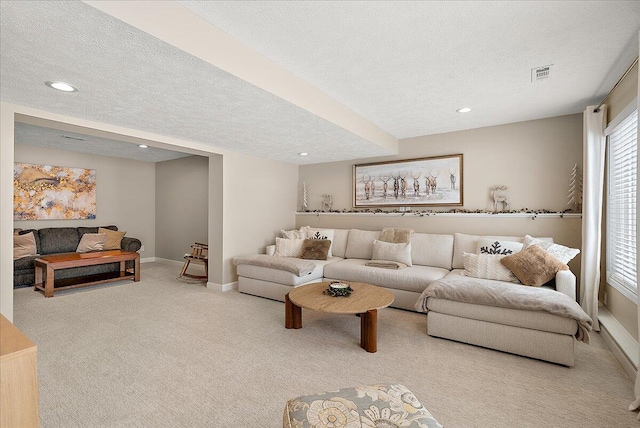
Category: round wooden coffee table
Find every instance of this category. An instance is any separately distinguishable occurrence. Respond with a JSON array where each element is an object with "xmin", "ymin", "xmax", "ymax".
[{"xmin": 285, "ymin": 282, "xmax": 394, "ymax": 353}]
